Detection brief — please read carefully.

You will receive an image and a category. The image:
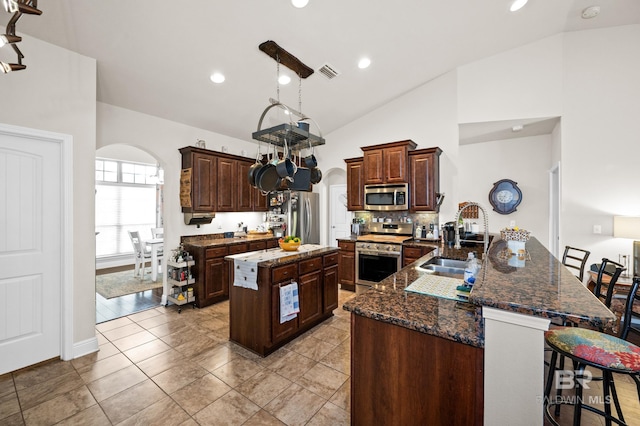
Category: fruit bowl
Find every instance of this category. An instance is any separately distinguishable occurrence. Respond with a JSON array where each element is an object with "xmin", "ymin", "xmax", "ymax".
[{"xmin": 279, "ymin": 241, "xmax": 301, "ymax": 251}]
